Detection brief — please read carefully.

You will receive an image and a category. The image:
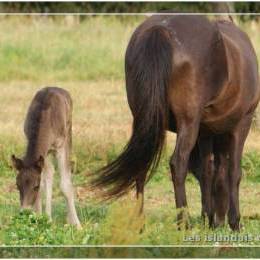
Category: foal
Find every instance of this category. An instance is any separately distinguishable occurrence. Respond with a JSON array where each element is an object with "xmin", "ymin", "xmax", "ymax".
[{"xmin": 12, "ymin": 87, "xmax": 81, "ymax": 228}]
